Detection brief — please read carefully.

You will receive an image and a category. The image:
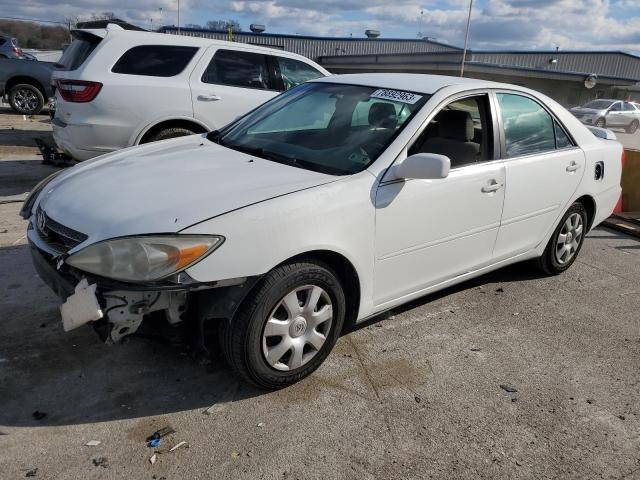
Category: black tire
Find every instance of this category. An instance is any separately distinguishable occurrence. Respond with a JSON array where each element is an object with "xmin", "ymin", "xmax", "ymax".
[
  {"xmin": 220, "ymin": 261, "xmax": 346, "ymax": 389},
  {"xmin": 626, "ymin": 120, "xmax": 639, "ymax": 134},
  {"xmin": 535, "ymin": 202, "xmax": 588, "ymax": 275},
  {"xmin": 8, "ymin": 83, "xmax": 44, "ymax": 115},
  {"xmin": 595, "ymin": 118, "xmax": 606, "ymax": 128},
  {"xmin": 145, "ymin": 127, "xmax": 197, "ymax": 143}
]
